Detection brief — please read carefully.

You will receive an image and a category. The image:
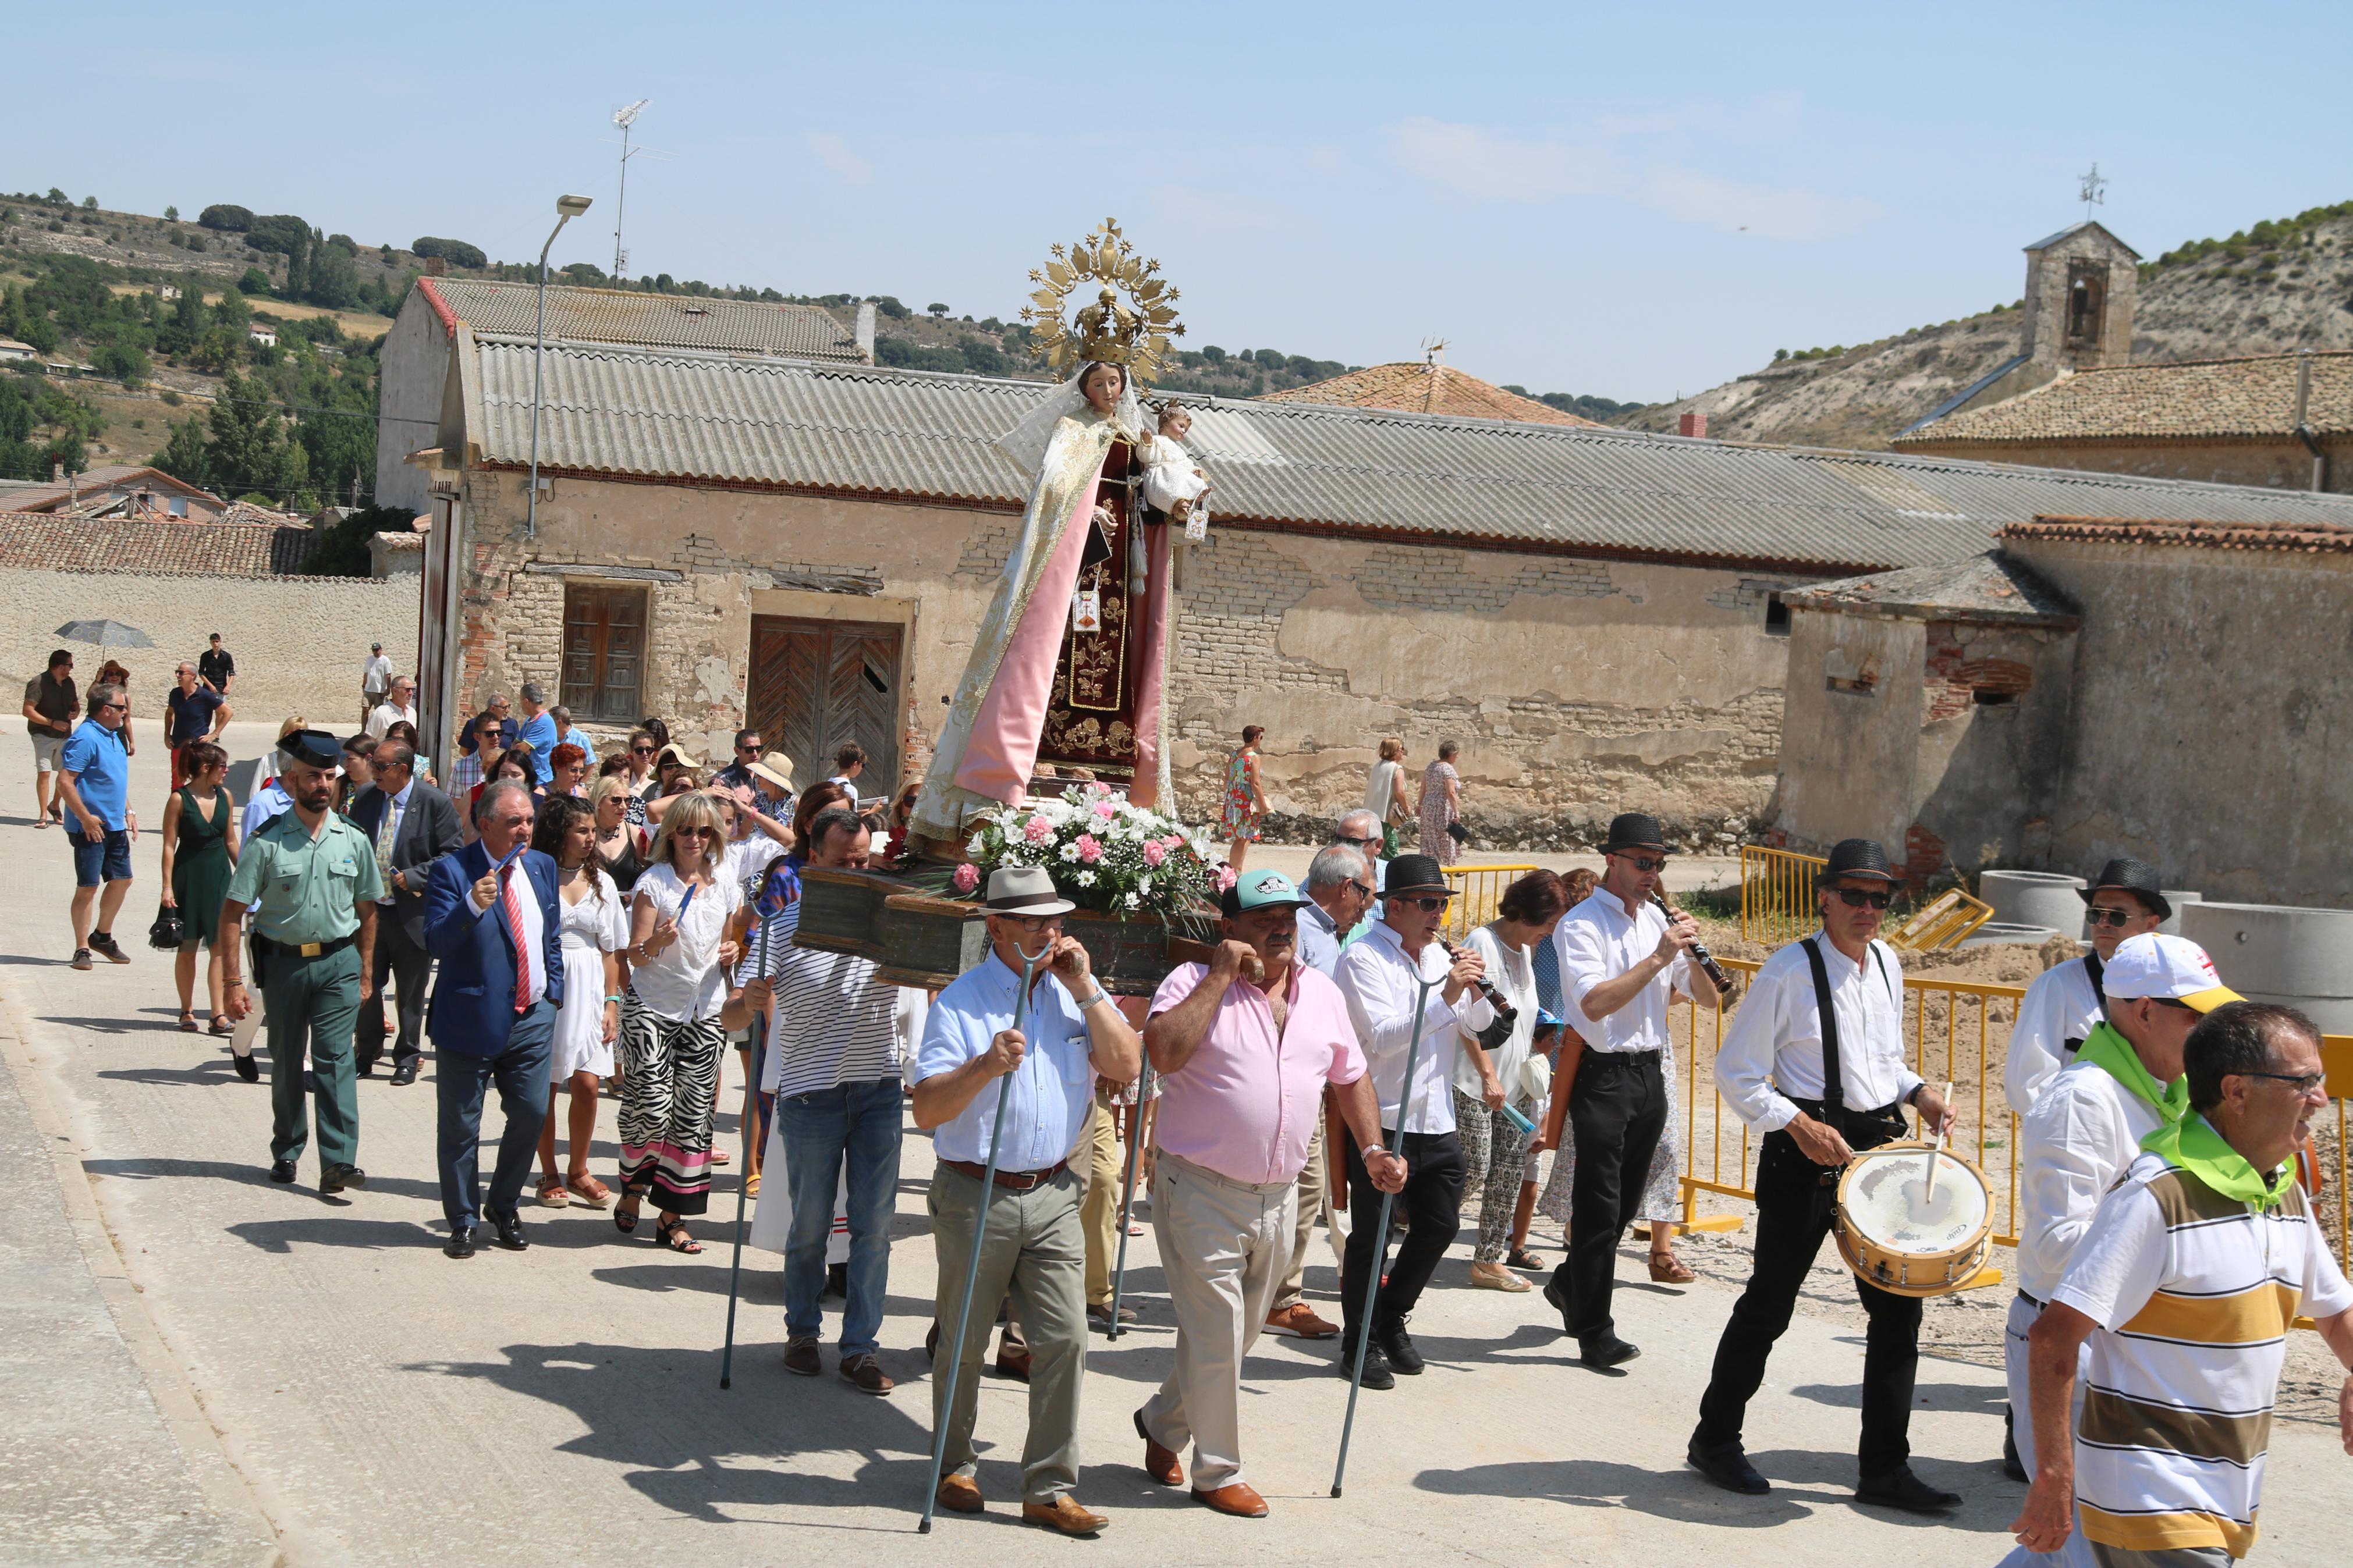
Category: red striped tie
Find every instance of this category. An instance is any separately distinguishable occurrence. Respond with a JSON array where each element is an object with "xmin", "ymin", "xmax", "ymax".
[{"xmin": 498, "ymin": 862, "xmax": 532, "ymax": 1014}]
